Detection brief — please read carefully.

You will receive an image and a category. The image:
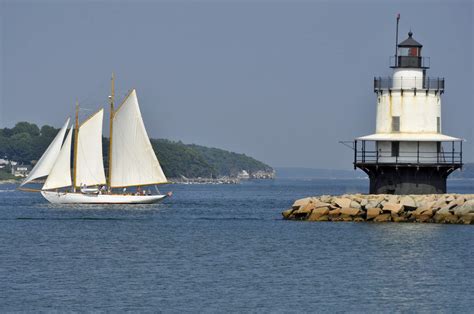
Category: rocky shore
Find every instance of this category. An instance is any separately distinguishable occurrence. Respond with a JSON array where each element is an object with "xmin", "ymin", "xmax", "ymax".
[{"xmin": 283, "ymin": 194, "xmax": 474, "ymax": 224}]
